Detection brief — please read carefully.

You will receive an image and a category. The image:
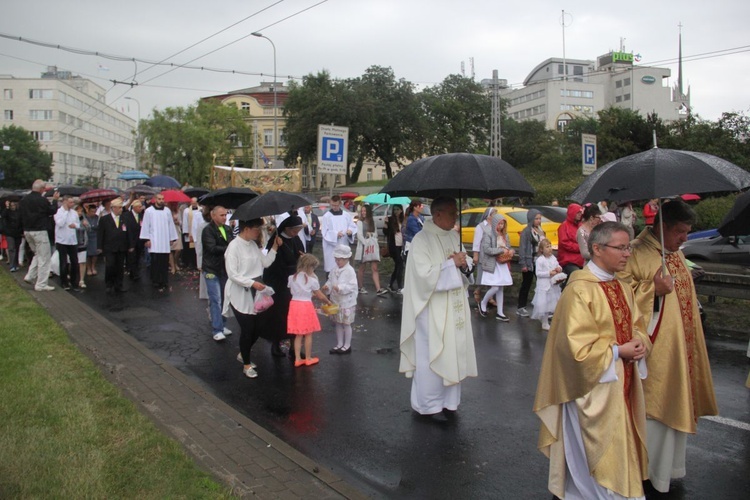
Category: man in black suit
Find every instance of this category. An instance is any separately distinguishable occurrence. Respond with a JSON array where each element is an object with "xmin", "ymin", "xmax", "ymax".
[
  {"xmin": 125, "ymin": 200, "xmax": 145, "ymax": 281},
  {"xmin": 303, "ymin": 205, "xmax": 320, "ymax": 254},
  {"xmin": 97, "ymin": 198, "xmax": 135, "ymax": 293}
]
